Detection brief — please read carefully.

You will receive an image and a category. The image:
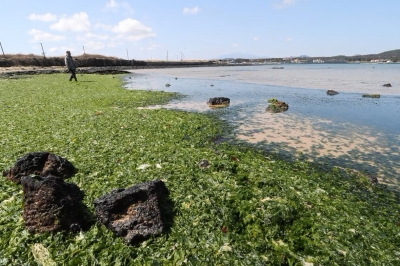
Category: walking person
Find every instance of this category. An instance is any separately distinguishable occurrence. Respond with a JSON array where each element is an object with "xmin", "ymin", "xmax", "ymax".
[{"xmin": 65, "ymin": 51, "xmax": 77, "ymax": 81}]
